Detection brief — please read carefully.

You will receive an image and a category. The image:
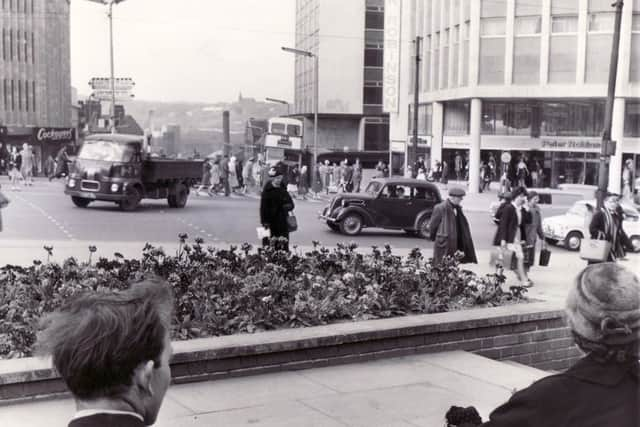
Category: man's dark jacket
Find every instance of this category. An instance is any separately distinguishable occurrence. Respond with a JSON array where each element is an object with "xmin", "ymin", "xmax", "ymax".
[
  {"xmin": 260, "ymin": 180, "xmax": 294, "ymax": 237},
  {"xmin": 482, "ymin": 355, "xmax": 639, "ymax": 426},
  {"xmin": 428, "ymin": 199, "xmax": 477, "ymax": 264},
  {"xmin": 492, "ymin": 203, "xmax": 530, "ymax": 246},
  {"xmin": 69, "ymin": 413, "xmax": 144, "ymax": 427}
]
